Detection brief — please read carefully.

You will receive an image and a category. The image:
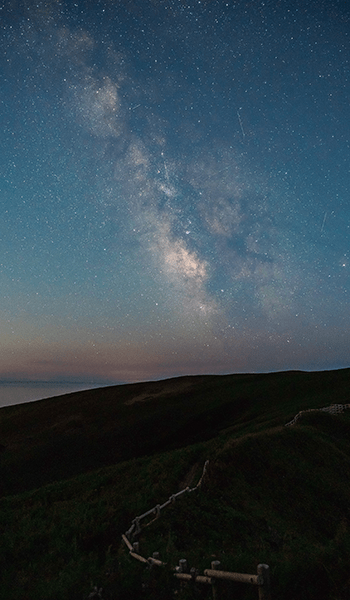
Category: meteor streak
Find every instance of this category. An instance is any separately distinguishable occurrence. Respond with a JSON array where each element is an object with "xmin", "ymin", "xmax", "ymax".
[{"xmin": 237, "ymin": 110, "xmax": 245, "ymax": 138}]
